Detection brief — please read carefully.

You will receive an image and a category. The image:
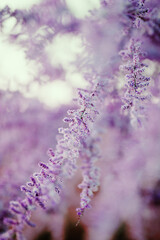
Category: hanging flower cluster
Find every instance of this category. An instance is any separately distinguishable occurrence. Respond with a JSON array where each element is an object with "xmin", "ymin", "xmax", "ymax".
[
  {"xmin": 120, "ymin": 38, "xmax": 151, "ymax": 126},
  {"xmin": 0, "ymin": 0, "xmax": 160, "ymax": 240}
]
